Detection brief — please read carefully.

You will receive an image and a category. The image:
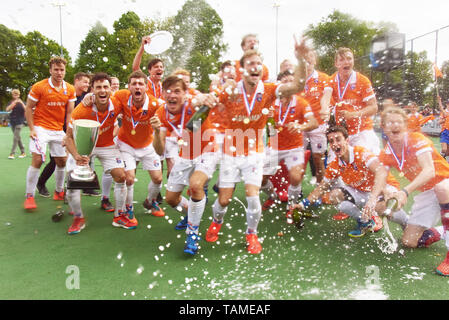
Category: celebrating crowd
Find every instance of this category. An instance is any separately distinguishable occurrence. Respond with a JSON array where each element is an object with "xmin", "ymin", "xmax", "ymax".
[{"xmin": 13, "ymin": 32, "xmax": 449, "ymax": 277}]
